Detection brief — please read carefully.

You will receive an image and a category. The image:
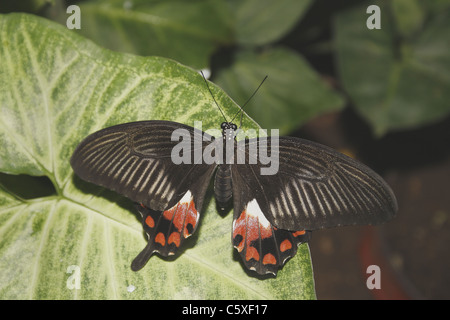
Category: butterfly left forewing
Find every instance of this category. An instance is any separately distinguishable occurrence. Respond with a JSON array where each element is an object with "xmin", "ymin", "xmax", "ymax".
[{"xmin": 71, "ymin": 120, "xmax": 216, "ymax": 211}]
